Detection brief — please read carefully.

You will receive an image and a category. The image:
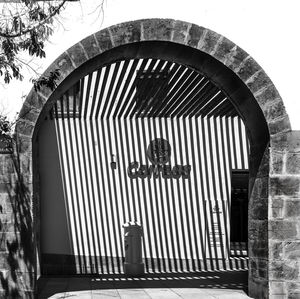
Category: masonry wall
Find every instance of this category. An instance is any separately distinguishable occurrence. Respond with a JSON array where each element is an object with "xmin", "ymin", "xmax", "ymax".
[
  {"xmin": 268, "ymin": 131, "xmax": 300, "ymax": 299},
  {"xmin": 0, "ymin": 140, "xmax": 35, "ymax": 298}
]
